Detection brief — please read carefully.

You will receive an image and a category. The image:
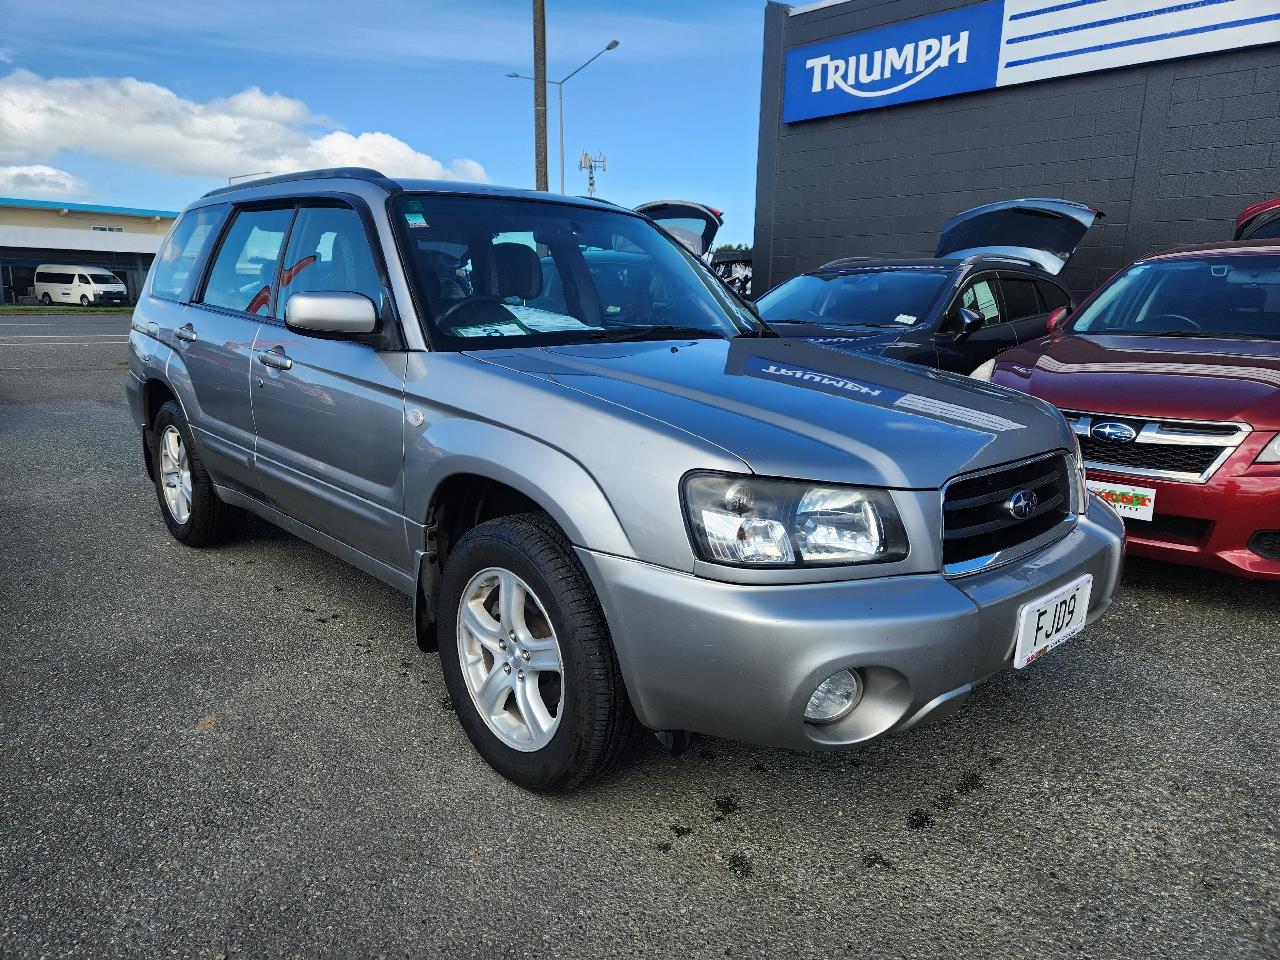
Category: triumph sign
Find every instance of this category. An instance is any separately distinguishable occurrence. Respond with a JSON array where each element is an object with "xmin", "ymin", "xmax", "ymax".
[{"xmin": 783, "ymin": 0, "xmax": 1280, "ymax": 123}]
